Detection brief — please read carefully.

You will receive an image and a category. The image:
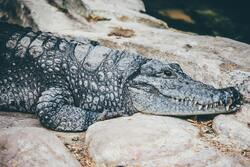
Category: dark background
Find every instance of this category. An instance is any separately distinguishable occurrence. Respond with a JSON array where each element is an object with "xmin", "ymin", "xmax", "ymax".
[{"xmin": 143, "ymin": 0, "xmax": 250, "ymax": 44}]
